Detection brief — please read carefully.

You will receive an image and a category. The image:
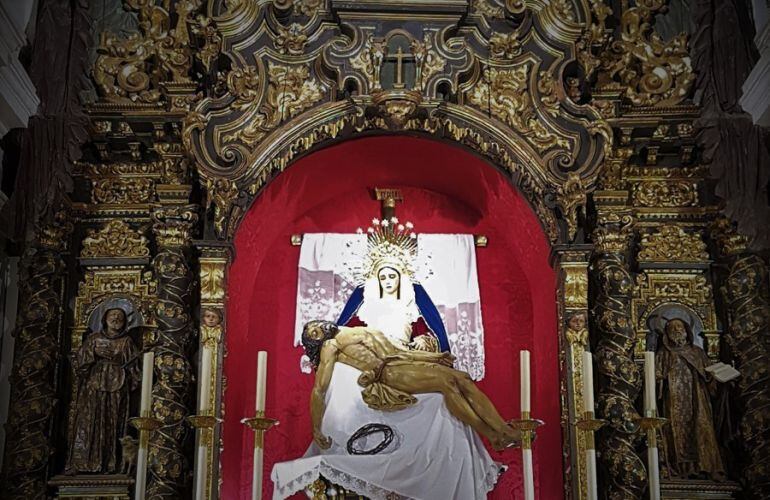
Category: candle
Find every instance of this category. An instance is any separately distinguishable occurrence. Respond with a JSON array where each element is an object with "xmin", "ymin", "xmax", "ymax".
[
  {"xmin": 140, "ymin": 352, "xmax": 155, "ymax": 416},
  {"xmin": 255, "ymin": 351, "xmax": 268, "ymax": 412},
  {"xmin": 582, "ymin": 351, "xmax": 594, "ymax": 414},
  {"xmin": 198, "ymin": 346, "xmax": 212, "ymax": 413},
  {"xmin": 644, "ymin": 351, "xmax": 656, "ymax": 414},
  {"xmin": 520, "ymin": 350, "xmax": 531, "ymax": 413}
]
